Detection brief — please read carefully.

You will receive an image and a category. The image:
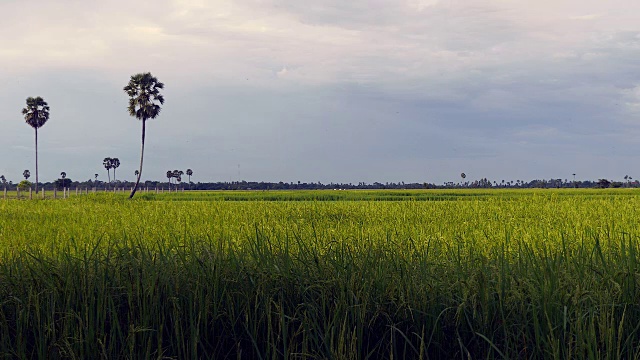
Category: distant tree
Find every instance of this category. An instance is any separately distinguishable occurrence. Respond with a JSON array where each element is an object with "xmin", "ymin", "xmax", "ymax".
[
  {"xmin": 22, "ymin": 96, "xmax": 50, "ymax": 194},
  {"xmin": 95, "ymin": 174, "xmax": 99, "ymax": 181},
  {"xmin": 0, "ymin": 175, "xmax": 6, "ymax": 190},
  {"xmin": 124, "ymin": 72, "xmax": 165, "ymax": 199},
  {"xmin": 103, "ymin": 157, "xmax": 112, "ymax": 183},
  {"xmin": 55, "ymin": 177, "xmax": 71, "ymax": 189},
  {"xmin": 186, "ymin": 168, "xmax": 193, "ymax": 187},
  {"xmin": 172, "ymin": 170, "xmax": 183, "ymax": 190},
  {"xmin": 166, "ymin": 170, "xmax": 173, "ymax": 190},
  {"xmin": 460, "ymin": 173, "xmax": 466, "ymax": 179},
  {"xmin": 18, "ymin": 180, "xmax": 32, "ymax": 191},
  {"xmin": 60, "ymin": 171, "xmax": 66, "ymax": 179},
  {"xmin": 596, "ymin": 179, "xmax": 611, "ymax": 189},
  {"xmin": 23, "ymin": 170, "xmax": 30, "ymax": 180},
  {"xmin": 112, "ymin": 158, "xmax": 120, "ymax": 182},
  {"xmin": 135, "ymin": 170, "xmax": 139, "ymax": 177}
]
